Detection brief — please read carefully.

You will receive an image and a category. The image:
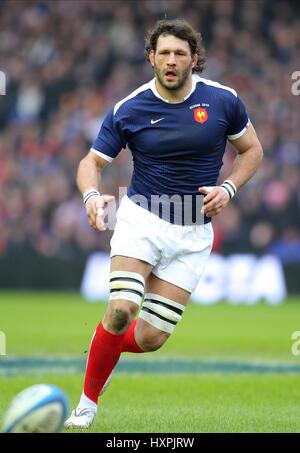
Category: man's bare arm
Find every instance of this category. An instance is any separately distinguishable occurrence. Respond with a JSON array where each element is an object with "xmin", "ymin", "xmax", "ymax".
[
  {"xmin": 199, "ymin": 122, "xmax": 263, "ymax": 217},
  {"xmin": 77, "ymin": 150, "xmax": 108, "ymax": 194},
  {"xmin": 225, "ymin": 121, "xmax": 263, "ymax": 190},
  {"xmin": 77, "ymin": 150, "xmax": 115, "ymax": 231}
]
